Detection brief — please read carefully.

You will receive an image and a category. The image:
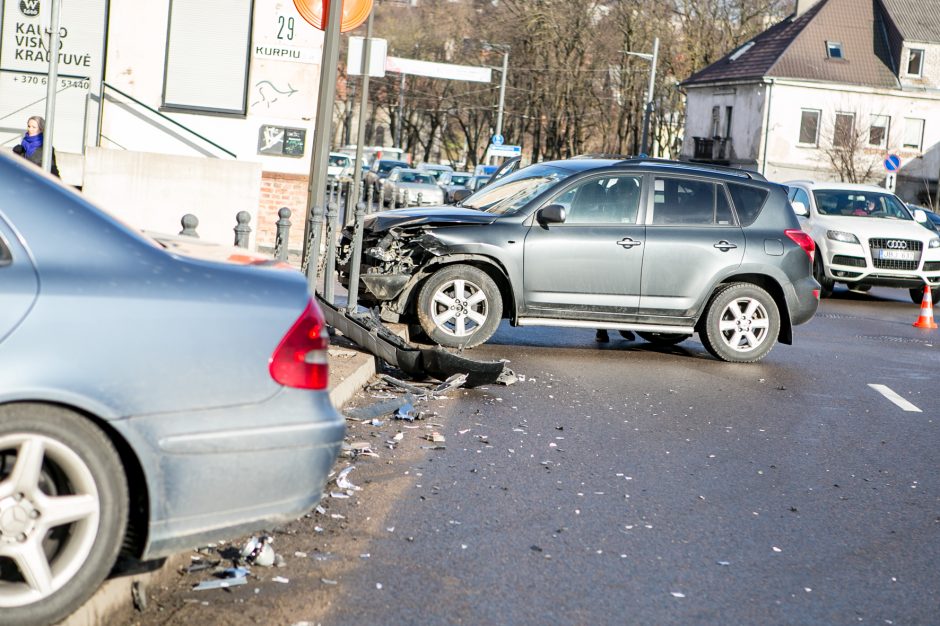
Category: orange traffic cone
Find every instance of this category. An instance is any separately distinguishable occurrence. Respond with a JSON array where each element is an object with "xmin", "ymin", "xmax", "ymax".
[{"xmin": 913, "ymin": 285, "xmax": 938, "ymax": 329}]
